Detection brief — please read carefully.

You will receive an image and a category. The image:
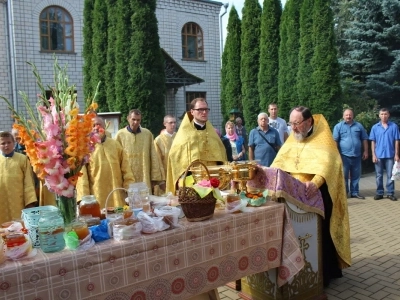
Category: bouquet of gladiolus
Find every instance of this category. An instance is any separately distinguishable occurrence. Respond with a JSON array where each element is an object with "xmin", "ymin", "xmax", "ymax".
[{"xmin": 1, "ymin": 58, "xmax": 101, "ymax": 223}]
